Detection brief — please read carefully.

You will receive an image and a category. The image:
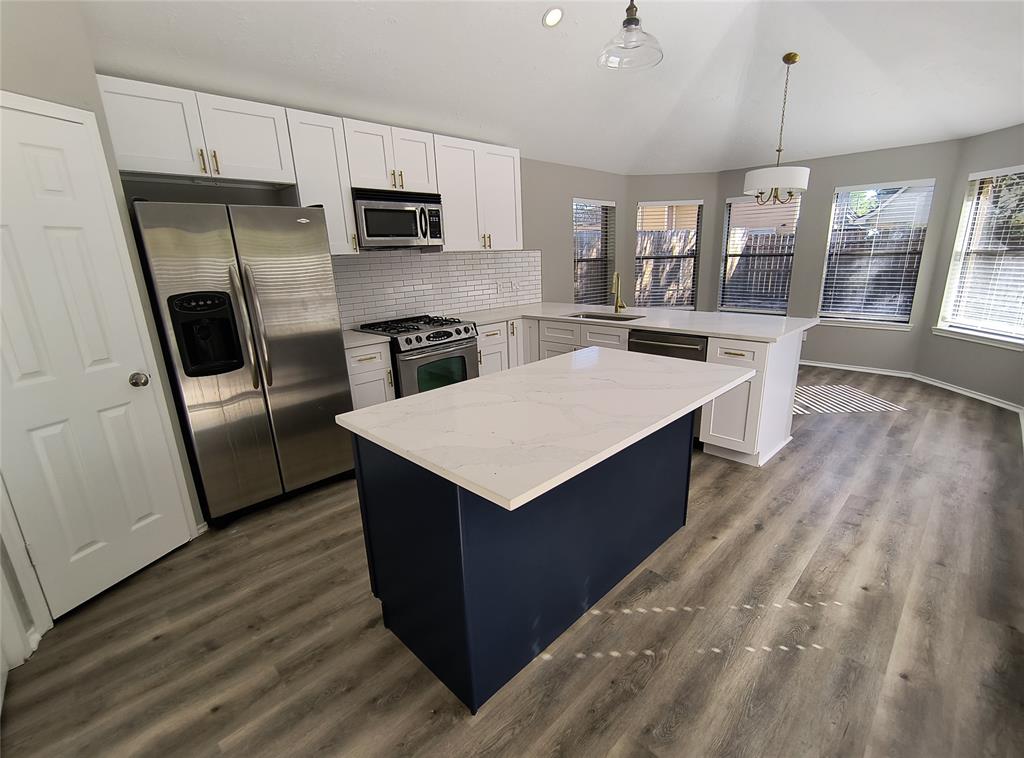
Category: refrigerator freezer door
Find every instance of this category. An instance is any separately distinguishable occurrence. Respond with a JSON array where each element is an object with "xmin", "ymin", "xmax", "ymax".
[
  {"xmin": 228, "ymin": 206, "xmax": 354, "ymax": 488},
  {"xmin": 134, "ymin": 202, "xmax": 284, "ymax": 517}
]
